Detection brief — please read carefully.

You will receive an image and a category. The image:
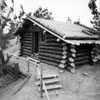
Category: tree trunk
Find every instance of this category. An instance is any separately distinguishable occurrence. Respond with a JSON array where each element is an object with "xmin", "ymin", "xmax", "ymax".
[{"xmin": 0, "ymin": 0, "xmax": 4, "ymax": 75}]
